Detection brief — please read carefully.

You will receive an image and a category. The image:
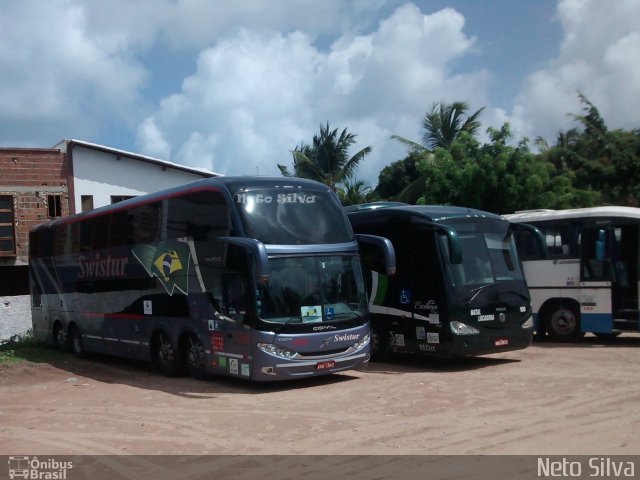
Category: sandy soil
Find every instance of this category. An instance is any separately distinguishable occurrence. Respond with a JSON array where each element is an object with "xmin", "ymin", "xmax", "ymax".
[{"xmin": 1, "ymin": 335, "xmax": 639, "ymax": 456}]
